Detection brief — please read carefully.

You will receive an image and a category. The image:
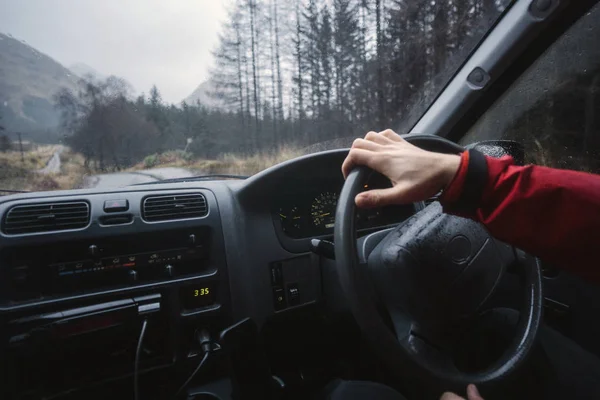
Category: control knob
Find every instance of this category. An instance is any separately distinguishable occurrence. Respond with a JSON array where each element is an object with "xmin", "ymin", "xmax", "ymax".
[{"xmin": 88, "ymin": 244, "xmax": 99, "ymax": 257}]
